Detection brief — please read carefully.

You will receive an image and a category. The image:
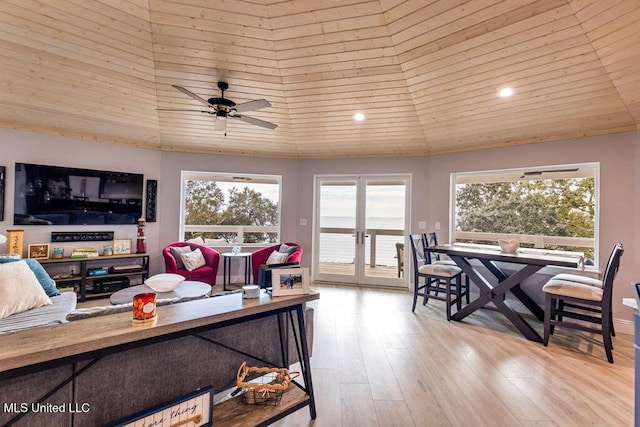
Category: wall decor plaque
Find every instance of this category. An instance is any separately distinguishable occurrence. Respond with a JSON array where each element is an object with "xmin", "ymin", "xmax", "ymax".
[
  {"xmin": 28, "ymin": 243, "xmax": 50, "ymax": 260},
  {"xmin": 105, "ymin": 386, "xmax": 213, "ymax": 427}
]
